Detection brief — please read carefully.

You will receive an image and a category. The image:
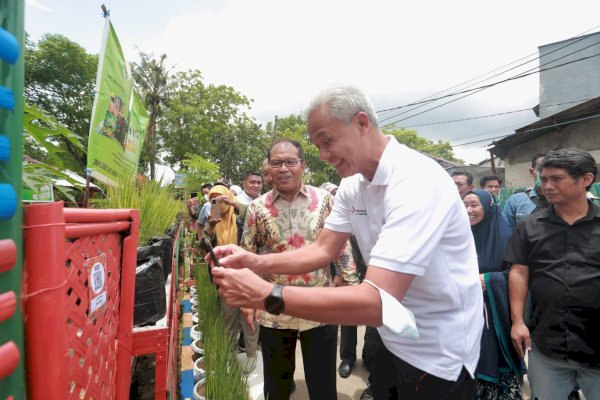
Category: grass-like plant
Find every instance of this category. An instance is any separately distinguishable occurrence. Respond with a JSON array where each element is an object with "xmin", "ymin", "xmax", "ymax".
[
  {"xmin": 195, "ymin": 261, "xmax": 249, "ymax": 399},
  {"xmin": 93, "ymin": 177, "xmax": 185, "ymax": 245}
]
